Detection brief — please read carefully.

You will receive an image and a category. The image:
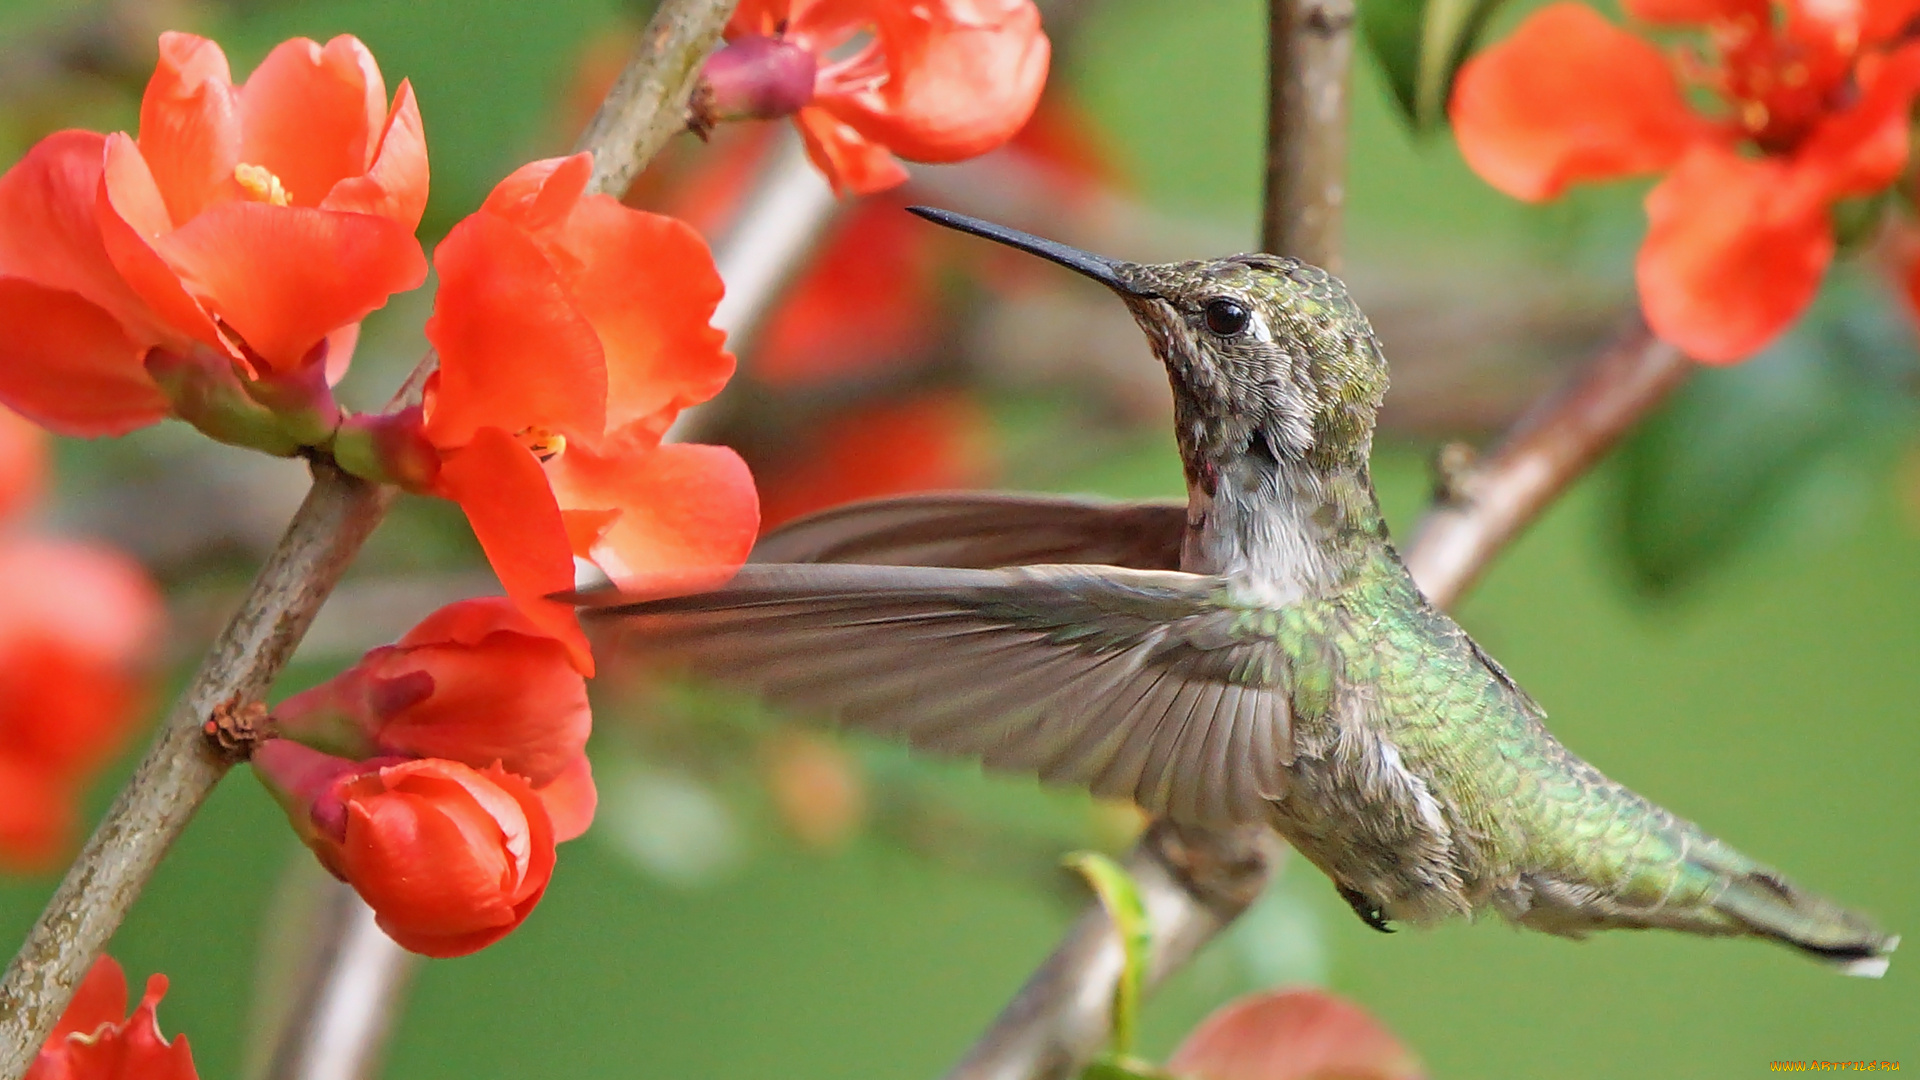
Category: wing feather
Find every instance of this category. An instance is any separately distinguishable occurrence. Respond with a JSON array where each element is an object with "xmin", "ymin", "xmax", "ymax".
[{"xmin": 585, "ymin": 563, "xmax": 1293, "ymax": 826}]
